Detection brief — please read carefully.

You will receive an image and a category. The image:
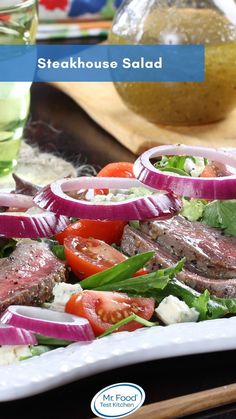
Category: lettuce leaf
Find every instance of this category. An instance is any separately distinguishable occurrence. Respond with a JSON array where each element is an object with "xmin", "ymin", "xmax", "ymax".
[
  {"xmin": 181, "ymin": 198, "xmax": 206, "ymax": 222},
  {"xmin": 202, "ymin": 200, "xmax": 236, "ymax": 236}
]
